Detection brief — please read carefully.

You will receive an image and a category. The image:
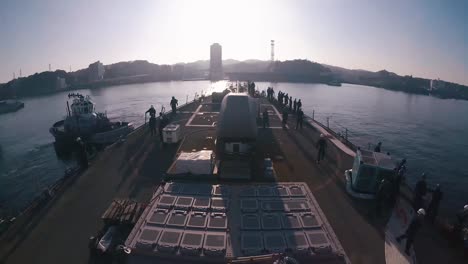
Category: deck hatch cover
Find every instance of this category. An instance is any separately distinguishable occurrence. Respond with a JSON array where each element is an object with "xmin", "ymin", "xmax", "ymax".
[
  {"xmin": 275, "ymin": 186, "xmax": 289, "ymax": 197},
  {"xmin": 136, "ymin": 228, "xmax": 161, "ymax": 249},
  {"xmin": 187, "ymin": 212, "xmax": 208, "ymax": 228},
  {"xmin": 193, "ymin": 197, "xmax": 210, "ymax": 211},
  {"xmin": 175, "ymin": 197, "xmax": 194, "ymax": 209},
  {"xmin": 300, "ymin": 213, "xmax": 320, "ymax": 228},
  {"xmin": 257, "ymin": 186, "xmax": 274, "ymax": 197},
  {"xmin": 286, "ymin": 200, "xmax": 310, "ymax": 211},
  {"xmin": 203, "ymin": 233, "xmax": 226, "ymax": 256},
  {"xmin": 211, "ymin": 197, "xmax": 229, "ymax": 212},
  {"xmin": 261, "ymin": 201, "xmax": 286, "ymax": 212},
  {"xmin": 288, "ymin": 185, "xmax": 306, "ymax": 197},
  {"xmin": 263, "ymin": 232, "xmax": 286, "ymax": 253},
  {"xmin": 240, "ymin": 199, "xmax": 258, "ymax": 212},
  {"xmin": 306, "ymin": 231, "xmax": 332, "ymax": 253},
  {"xmin": 157, "ymin": 230, "xmax": 182, "ymax": 251},
  {"xmin": 262, "ymin": 213, "xmax": 282, "ymax": 230},
  {"xmin": 241, "ymin": 232, "xmax": 264, "ymax": 255},
  {"xmin": 181, "ymin": 232, "xmax": 204, "ymax": 254},
  {"xmin": 284, "ymin": 231, "xmax": 309, "ymax": 251},
  {"xmin": 208, "ymin": 213, "xmax": 228, "ymax": 229},
  {"xmin": 239, "ymin": 186, "xmax": 257, "ymax": 197},
  {"xmin": 241, "ymin": 214, "xmax": 261, "ymax": 230},
  {"xmin": 157, "ymin": 195, "xmax": 176, "ymax": 208},
  {"xmin": 281, "ymin": 213, "xmax": 302, "ymax": 229},
  {"xmin": 167, "ymin": 210, "xmax": 188, "ymax": 227},
  {"xmin": 148, "ymin": 209, "xmax": 169, "ymax": 225}
]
